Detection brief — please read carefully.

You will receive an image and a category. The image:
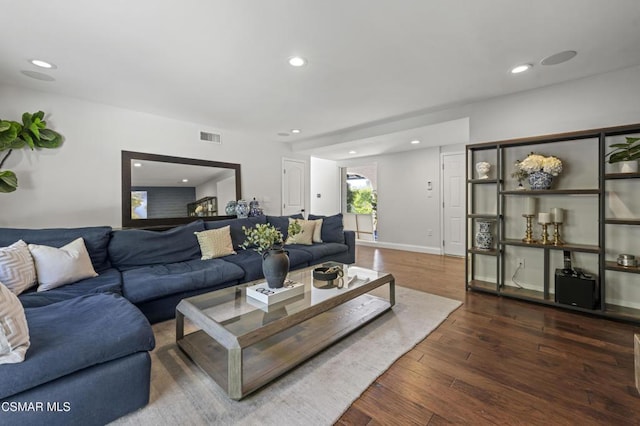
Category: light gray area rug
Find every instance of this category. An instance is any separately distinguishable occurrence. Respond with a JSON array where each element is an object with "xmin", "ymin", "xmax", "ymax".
[{"xmin": 112, "ymin": 287, "xmax": 461, "ymax": 426}]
